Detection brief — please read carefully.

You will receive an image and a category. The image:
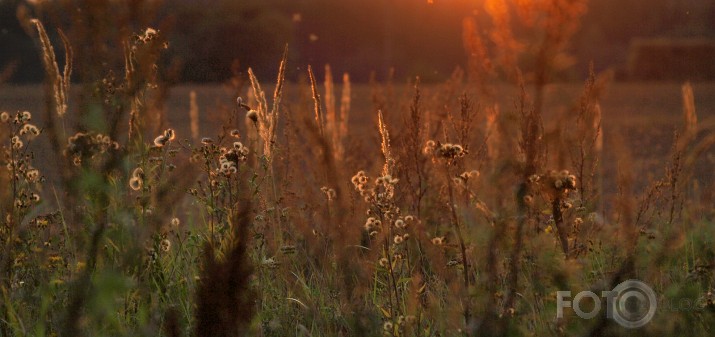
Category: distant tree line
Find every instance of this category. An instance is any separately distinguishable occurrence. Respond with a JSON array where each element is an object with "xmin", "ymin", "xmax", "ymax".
[{"xmin": 1, "ymin": 0, "xmax": 713, "ymax": 83}]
